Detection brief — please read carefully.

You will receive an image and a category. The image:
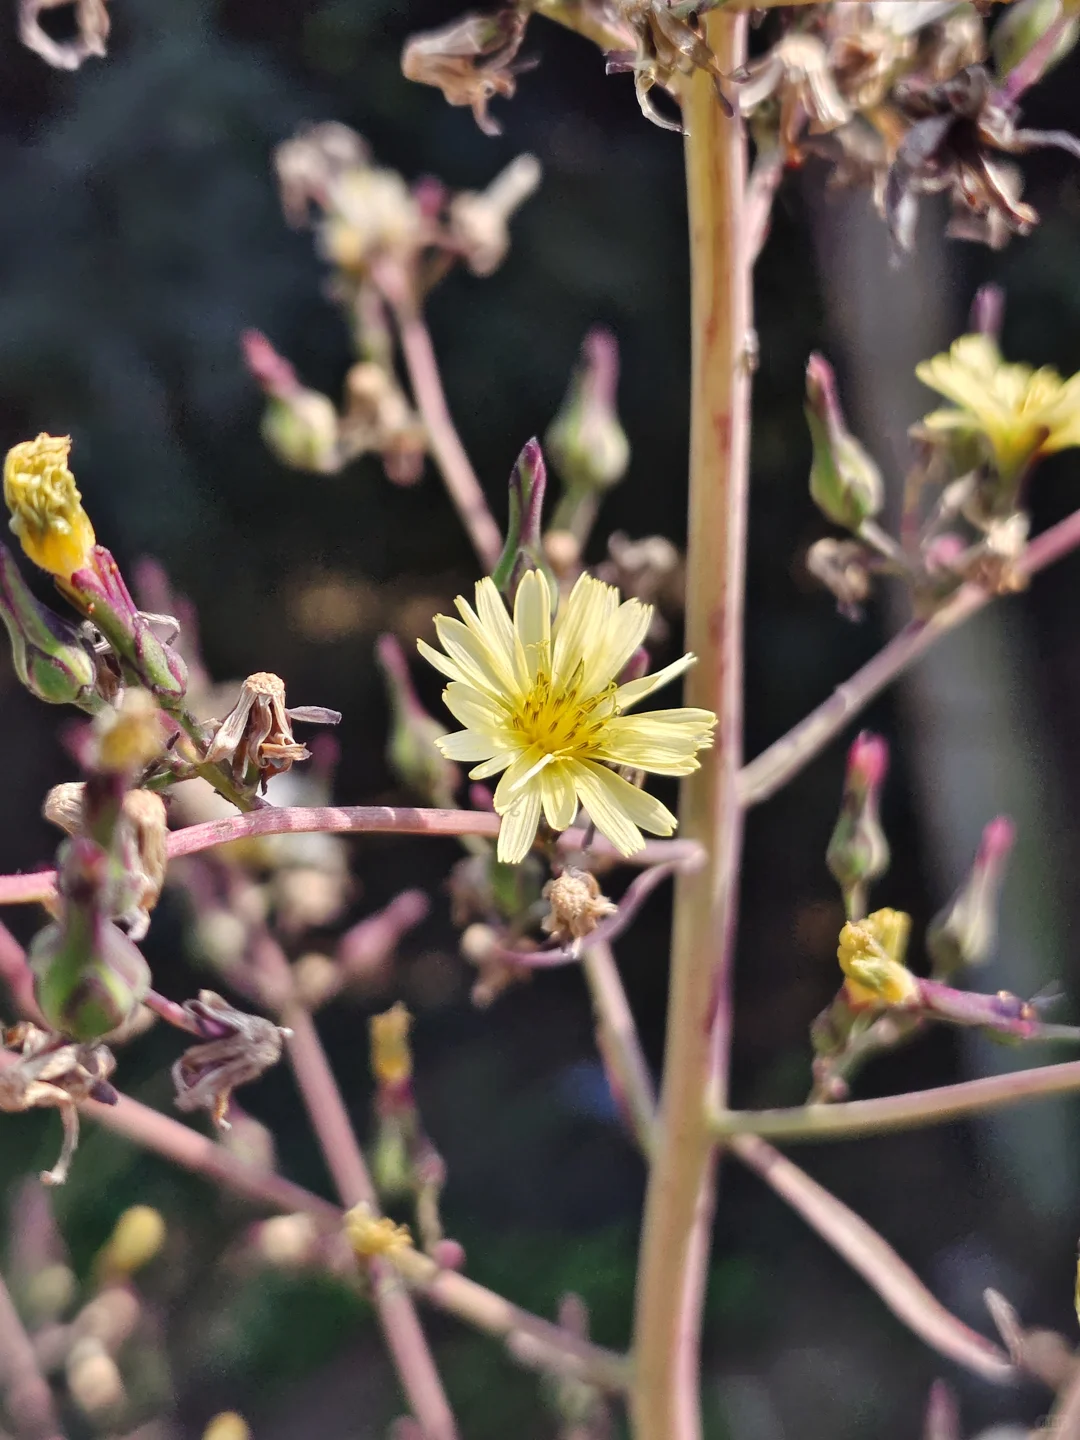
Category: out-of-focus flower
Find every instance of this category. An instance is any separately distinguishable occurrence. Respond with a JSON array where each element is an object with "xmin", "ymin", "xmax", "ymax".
[
  {"xmin": 401, "ymin": 8, "xmax": 533, "ymax": 136},
  {"xmin": 886, "ymin": 64, "xmax": 1080, "ymax": 252},
  {"xmin": 737, "ymin": 34, "xmax": 851, "ymax": 162},
  {"xmin": 205, "ymin": 672, "xmax": 341, "ymax": 792},
  {"xmin": 419, "ymin": 569, "xmax": 715, "ymax": 863},
  {"xmin": 95, "ymin": 1205, "xmax": 166, "ymax": 1279},
  {"xmin": 340, "ymin": 362, "xmax": 426, "ymax": 485},
  {"xmin": 805, "ymin": 538, "xmax": 874, "ymax": 621},
  {"xmin": 837, "ymin": 906, "xmax": 918, "ymax": 1007},
  {"xmin": 242, "ymin": 330, "xmax": 340, "ymax": 475},
  {"xmin": 0, "ymin": 1024, "xmax": 117, "ymax": 1185},
  {"xmin": 805, "ymin": 353, "xmax": 884, "ymax": 529},
  {"xmin": 370, "ymin": 1003, "xmax": 414, "ymax": 1088},
  {"xmin": 3, "ymin": 434, "xmax": 96, "ymax": 581},
  {"xmin": 93, "ymin": 689, "xmax": 165, "ymax": 776},
  {"xmin": 275, "ymin": 123, "xmax": 371, "ymax": 228},
  {"xmin": 172, "ymin": 992, "xmax": 289, "ymax": 1131},
  {"xmin": 66, "ymin": 1337, "xmax": 124, "ymax": 1417},
  {"xmin": 927, "ymin": 815, "xmax": 1015, "ymax": 976},
  {"xmin": 448, "ymin": 154, "xmax": 541, "ymax": 277},
  {"xmin": 541, "ymin": 868, "xmax": 617, "ymax": 951},
  {"xmin": 916, "ymin": 332, "xmax": 1080, "ymax": 487},
  {"xmin": 547, "ymin": 329, "xmax": 630, "ymax": 504},
  {"xmin": 344, "ymin": 1202, "xmax": 414, "ymax": 1260},
  {"xmin": 203, "ymin": 1414, "xmax": 251, "ymax": 1440},
  {"xmin": 18, "ymin": 0, "xmax": 109, "ymax": 71}
]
